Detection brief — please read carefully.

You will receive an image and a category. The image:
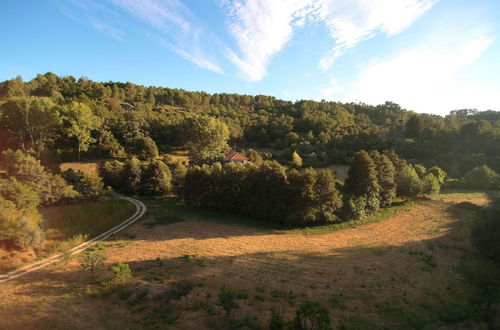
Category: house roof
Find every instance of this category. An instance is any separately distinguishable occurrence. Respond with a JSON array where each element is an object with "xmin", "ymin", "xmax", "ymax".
[{"xmin": 225, "ymin": 150, "xmax": 249, "ymax": 161}]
